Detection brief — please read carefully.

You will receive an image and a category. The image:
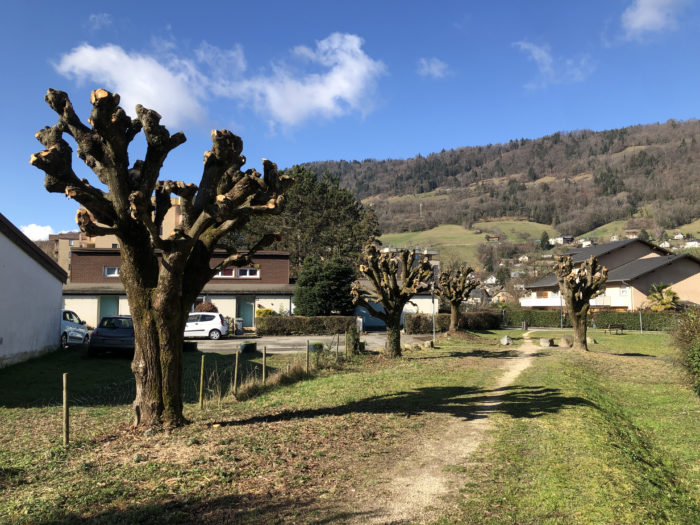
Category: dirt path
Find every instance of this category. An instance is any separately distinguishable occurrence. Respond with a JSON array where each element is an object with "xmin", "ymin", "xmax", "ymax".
[{"xmin": 349, "ymin": 332, "xmax": 541, "ymax": 524}]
